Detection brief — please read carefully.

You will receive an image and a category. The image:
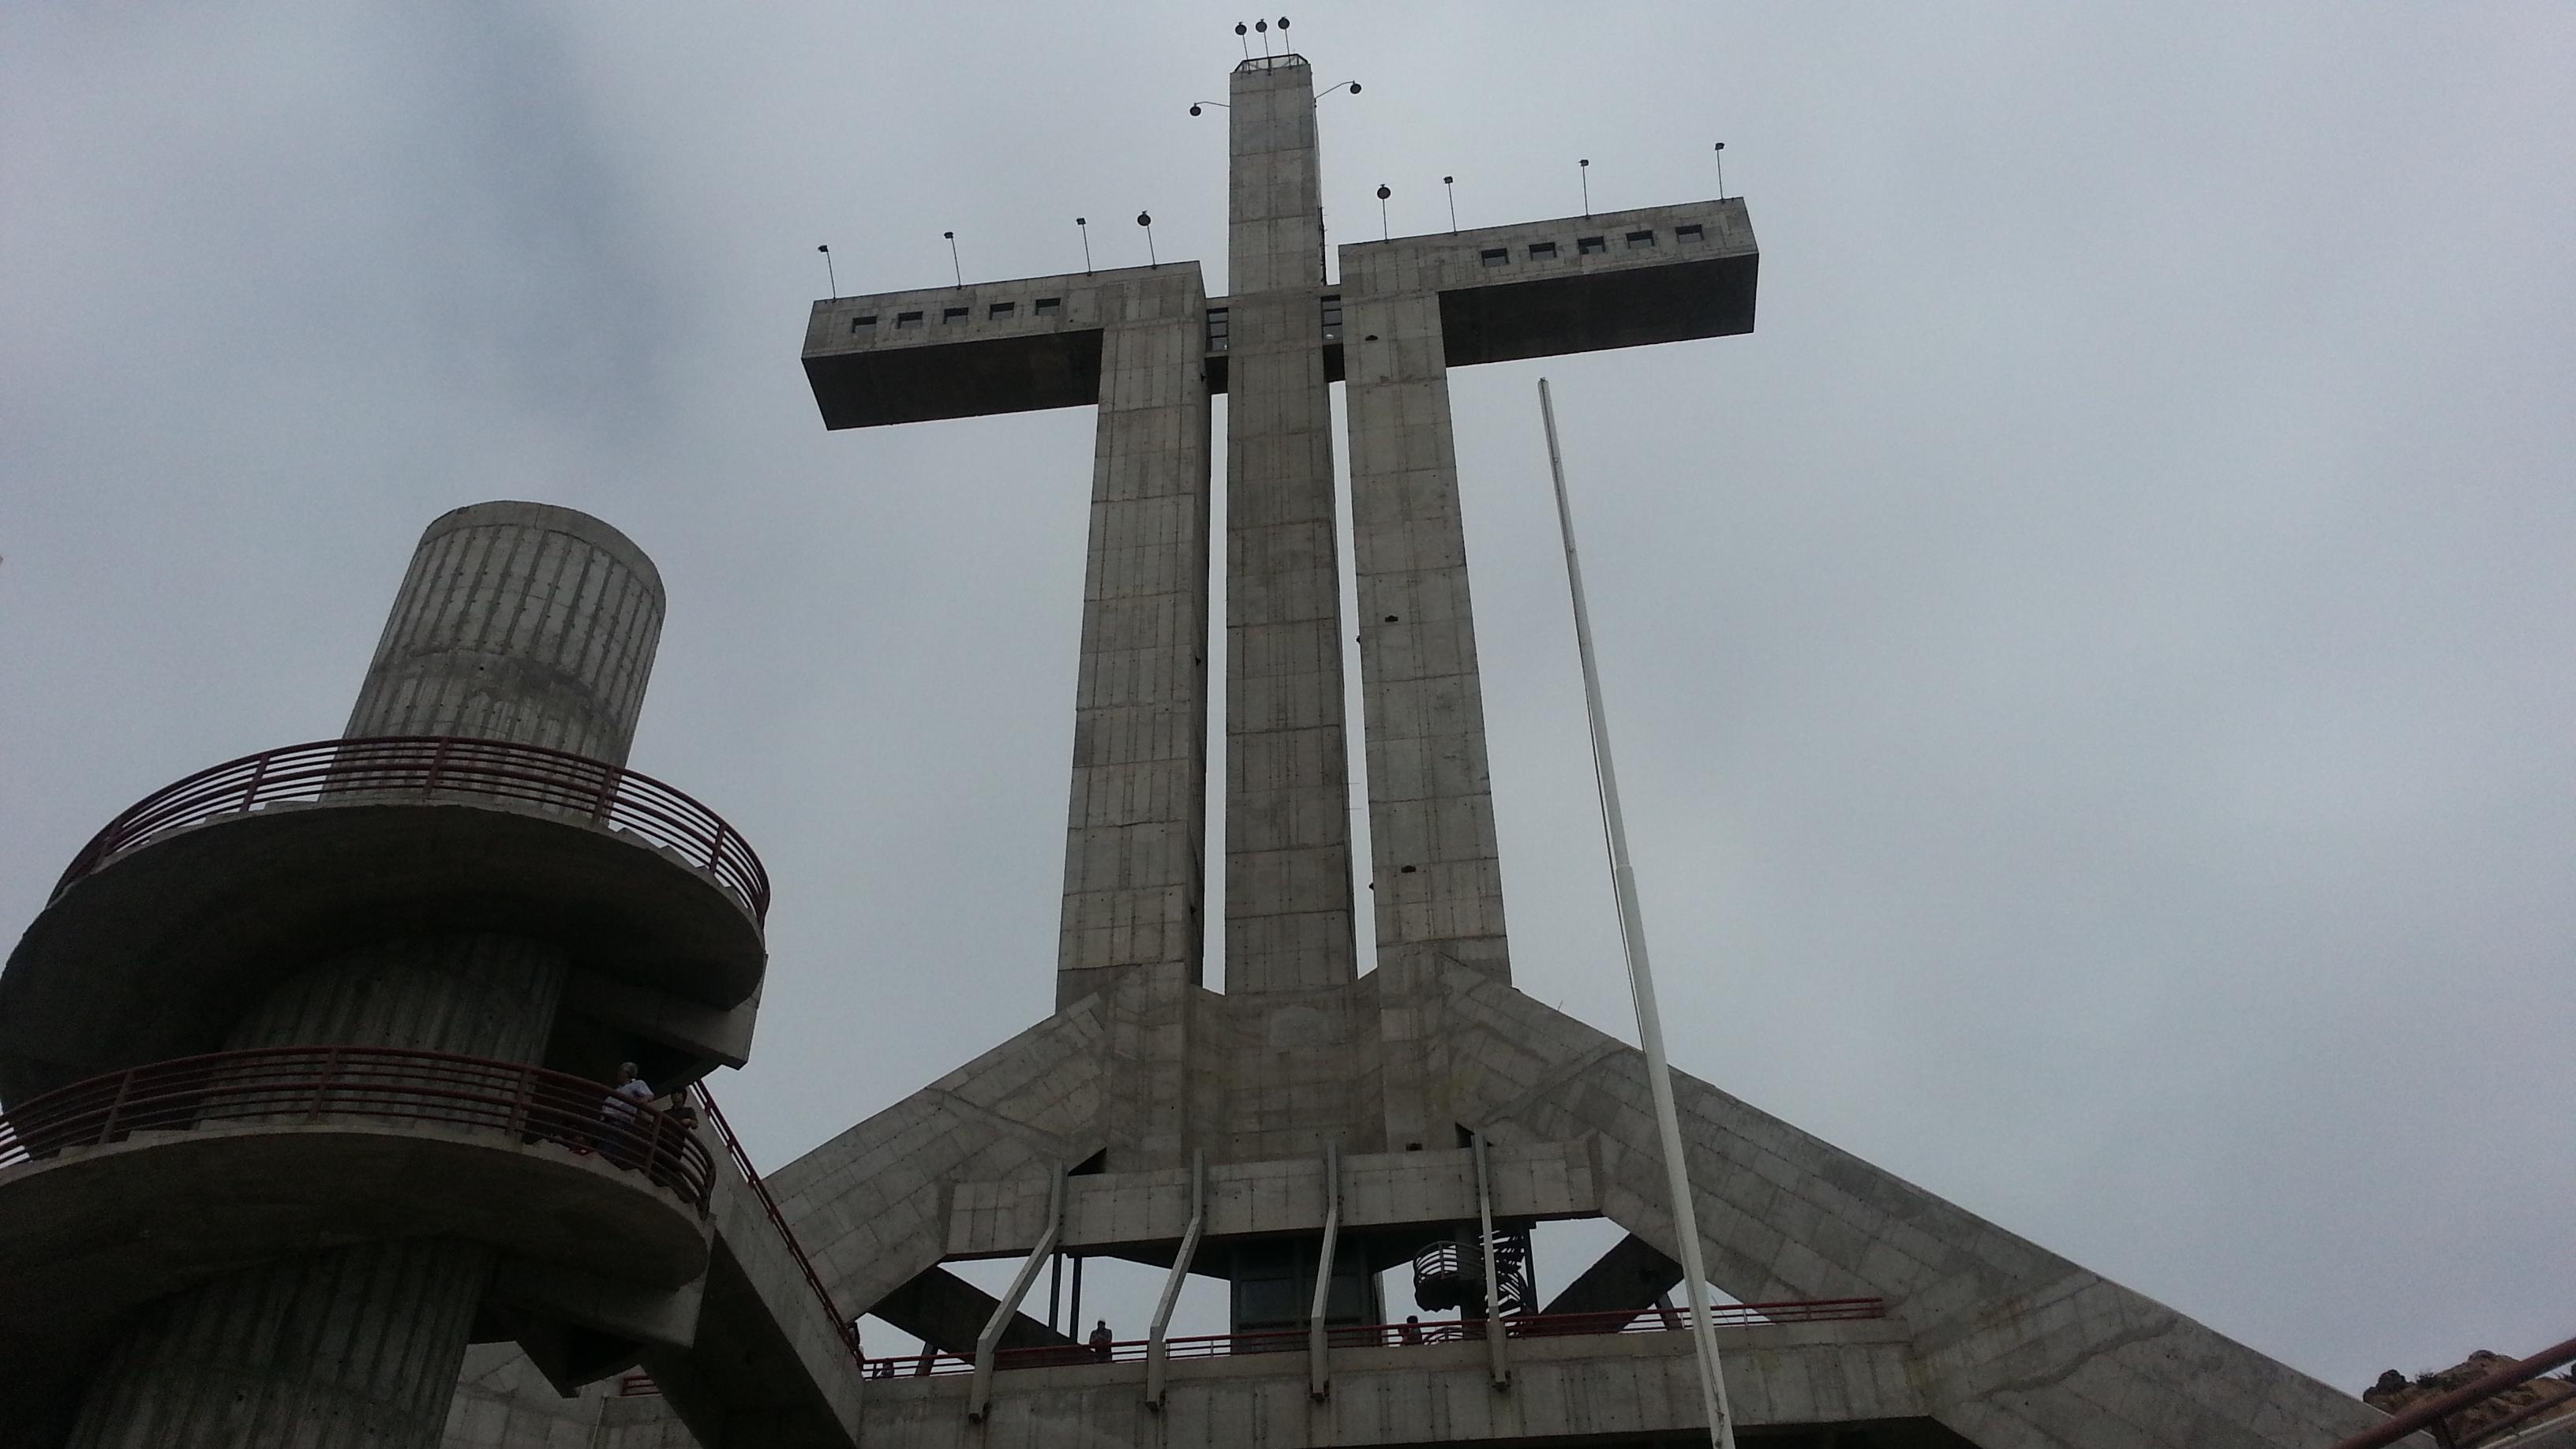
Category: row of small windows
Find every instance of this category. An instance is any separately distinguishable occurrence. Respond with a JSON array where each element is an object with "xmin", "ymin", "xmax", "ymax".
[
  {"xmin": 848, "ymin": 295, "xmax": 1066, "ymax": 333},
  {"xmin": 1480, "ymin": 222, "xmax": 1707, "ymax": 268},
  {"xmin": 1204, "ymin": 297, "xmax": 1343, "ymax": 352}
]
